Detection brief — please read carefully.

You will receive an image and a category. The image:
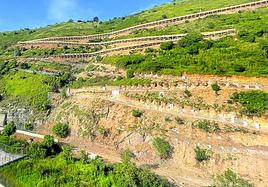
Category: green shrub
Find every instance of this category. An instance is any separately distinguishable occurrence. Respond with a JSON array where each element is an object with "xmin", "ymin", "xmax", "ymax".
[
  {"xmin": 121, "ymin": 149, "xmax": 135, "ymax": 163},
  {"xmin": 24, "ymin": 123, "xmax": 34, "ymax": 131},
  {"xmin": 132, "ymin": 109, "xmax": 143, "ymax": 117},
  {"xmin": 0, "ymin": 154, "xmax": 172, "ymax": 186},
  {"xmin": 233, "ymin": 64, "xmax": 246, "ymax": 72},
  {"xmin": 165, "ymin": 116, "xmax": 172, "ymax": 122},
  {"xmin": 61, "ymin": 144, "xmax": 74, "ymax": 163},
  {"xmin": 160, "ymin": 41, "xmax": 174, "ymax": 50},
  {"xmin": 211, "ymin": 83, "xmax": 221, "ymax": 94},
  {"xmin": 175, "ymin": 117, "xmax": 185, "ymax": 125},
  {"xmin": 183, "ymin": 90, "xmax": 192, "ymax": 98},
  {"xmin": 194, "ymin": 146, "xmax": 210, "ymax": 162},
  {"xmin": 80, "ymin": 150, "xmax": 89, "ymax": 164},
  {"xmin": 126, "ymin": 69, "xmax": 135, "ymax": 78},
  {"xmin": 52, "ymin": 123, "xmax": 70, "ymax": 138},
  {"xmin": 2, "ymin": 122, "xmax": 16, "ymax": 136},
  {"xmin": 193, "ymin": 120, "xmax": 220, "ymax": 133},
  {"xmin": 98, "ymin": 127, "xmax": 109, "ymax": 137},
  {"xmin": 179, "ymin": 32, "xmax": 203, "ymax": 48},
  {"xmin": 230, "ymin": 91, "xmax": 268, "ymax": 116},
  {"xmin": 152, "ymin": 137, "xmax": 172, "ymax": 159},
  {"xmin": 42, "ymin": 135, "xmax": 55, "ymax": 148},
  {"xmin": 27, "ymin": 142, "xmax": 47, "ymax": 159},
  {"xmin": 0, "ymin": 135, "xmax": 28, "ymax": 154},
  {"xmin": 214, "ymin": 169, "xmax": 251, "ymax": 187}
]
